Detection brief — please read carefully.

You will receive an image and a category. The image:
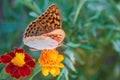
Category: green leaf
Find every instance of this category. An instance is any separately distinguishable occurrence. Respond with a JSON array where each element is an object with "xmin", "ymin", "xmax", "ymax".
[
  {"xmin": 79, "ymin": 44, "xmax": 93, "ymax": 50},
  {"xmin": 114, "ymin": 63, "xmax": 120, "ymax": 79},
  {"xmin": 64, "ymin": 49, "xmax": 75, "ymax": 63},
  {"xmin": 57, "ymin": 67, "xmax": 69, "ymax": 80},
  {"xmin": 33, "ymin": 2, "xmax": 41, "ymax": 14},
  {"xmin": 29, "ymin": 12, "xmax": 39, "ymax": 18},
  {"xmin": 112, "ymin": 40, "xmax": 120, "ymax": 53},
  {"xmin": 57, "ymin": 68, "xmax": 65, "ymax": 80},
  {"xmin": 0, "ymin": 68, "xmax": 9, "ymax": 79},
  {"xmin": 27, "ymin": 62, "xmax": 42, "ymax": 80},
  {"xmin": 64, "ymin": 57, "xmax": 76, "ymax": 72},
  {"xmin": 66, "ymin": 42, "xmax": 80, "ymax": 48},
  {"xmin": 90, "ymin": 26, "xmax": 96, "ymax": 37}
]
